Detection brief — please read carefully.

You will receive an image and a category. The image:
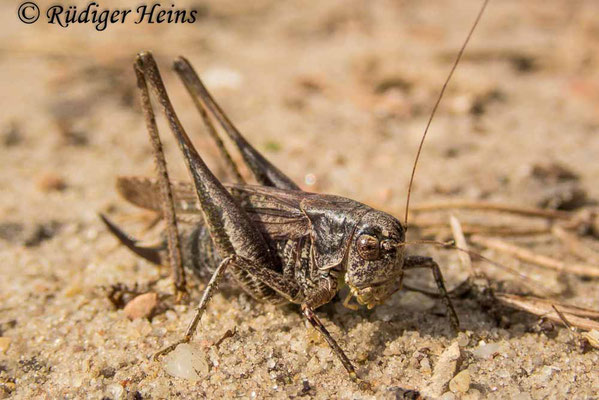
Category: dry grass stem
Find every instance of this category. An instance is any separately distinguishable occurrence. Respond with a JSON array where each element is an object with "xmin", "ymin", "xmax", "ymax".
[
  {"xmin": 449, "ymin": 214, "xmax": 474, "ymax": 275},
  {"xmin": 471, "ymin": 236, "xmax": 599, "ymax": 278},
  {"xmin": 552, "ymin": 225, "xmax": 599, "ymax": 265},
  {"xmin": 413, "ymin": 217, "xmax": 550, "ymax": 236},
  {"xmin": 411, "ymin": 200, "xmax": 572, "ymax": 220},
  {"xmin": 495, "ymin": 293, "xmax": 599, "ymax": 331}
]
